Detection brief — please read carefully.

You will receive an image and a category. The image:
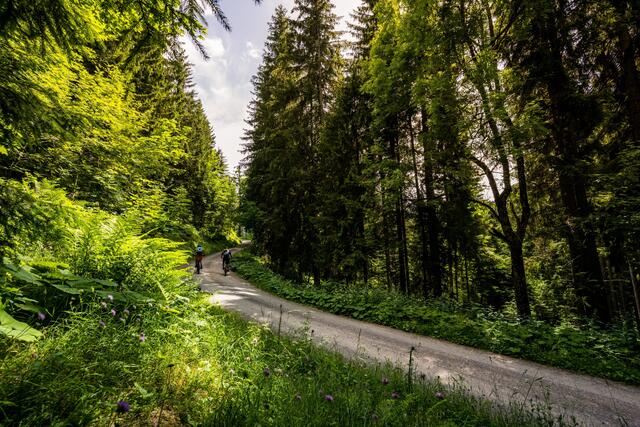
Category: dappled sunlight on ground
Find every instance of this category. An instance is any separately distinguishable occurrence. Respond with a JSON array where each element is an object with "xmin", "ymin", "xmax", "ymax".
[{"xmin": 194, "ymin": 250, "xmax": 640, "ymax": 427}]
